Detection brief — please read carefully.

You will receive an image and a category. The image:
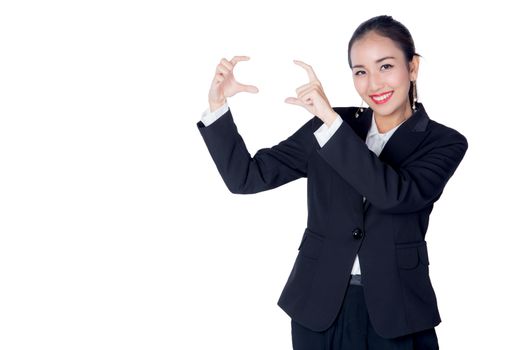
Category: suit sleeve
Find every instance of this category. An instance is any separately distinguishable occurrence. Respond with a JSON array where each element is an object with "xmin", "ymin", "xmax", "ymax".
[
  {"xmin": 201, "ymin": 101, "xmax": 230, "ymax": 126},
  {"xmin": 317, "ymin": 114, "xmax": 468, "ymax": 214},
  {"xmin": 196, "ymin": 107, "xmax": 315, "ymax": 194},
  {"xmin": 313, "ymin": 114, "xmax": 344, "ymax": 147}
]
